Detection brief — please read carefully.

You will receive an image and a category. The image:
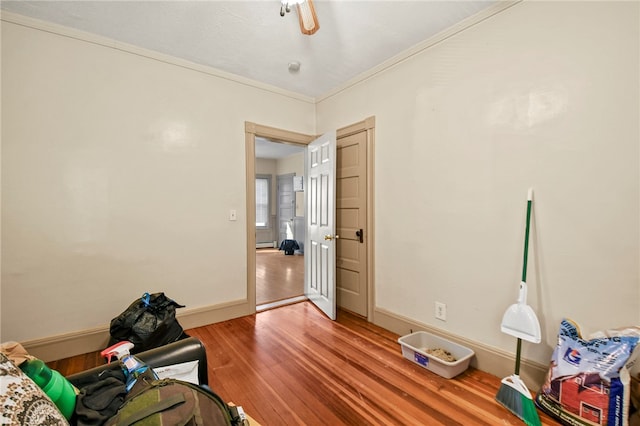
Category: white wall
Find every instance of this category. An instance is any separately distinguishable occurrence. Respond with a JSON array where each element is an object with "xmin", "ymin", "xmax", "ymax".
[
  {"xmin": 1, "ymin": 18, "xmax": 315, "ymax": 342},
  {"xmin": 277, "ymin": 152, "xmax": 304, "ymax": 178},
  {"xmin": 317, "ymin": 1, "xmax": 639, "ymax": 365}
]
